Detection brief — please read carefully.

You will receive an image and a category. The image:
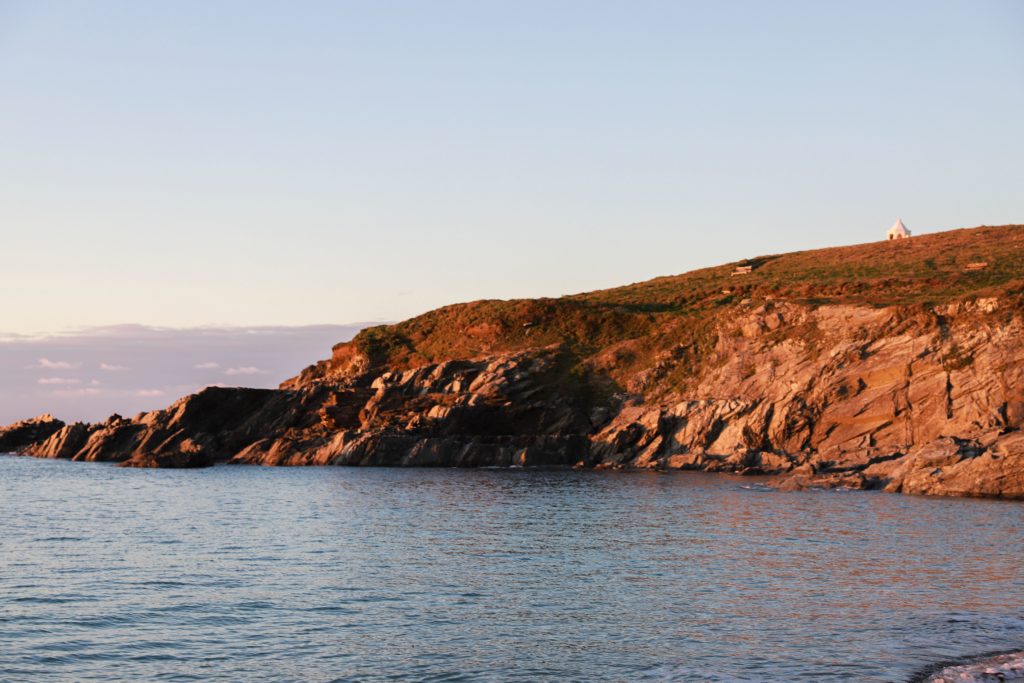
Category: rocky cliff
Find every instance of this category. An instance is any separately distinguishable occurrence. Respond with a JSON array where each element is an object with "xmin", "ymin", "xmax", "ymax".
[{"xmin": 3, "ymin": 225, "xmax": 1023, "ymax": 498}]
